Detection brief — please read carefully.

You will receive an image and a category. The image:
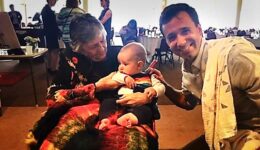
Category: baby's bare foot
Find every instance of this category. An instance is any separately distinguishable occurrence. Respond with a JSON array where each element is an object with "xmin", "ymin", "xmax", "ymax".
[
  {"xmin": 117, "ymin": 113, "xmax": 138, "ymax": 127},
  {"xmin": 99, "ymin": 118, "xmax": 111, "ymax": 130}
]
